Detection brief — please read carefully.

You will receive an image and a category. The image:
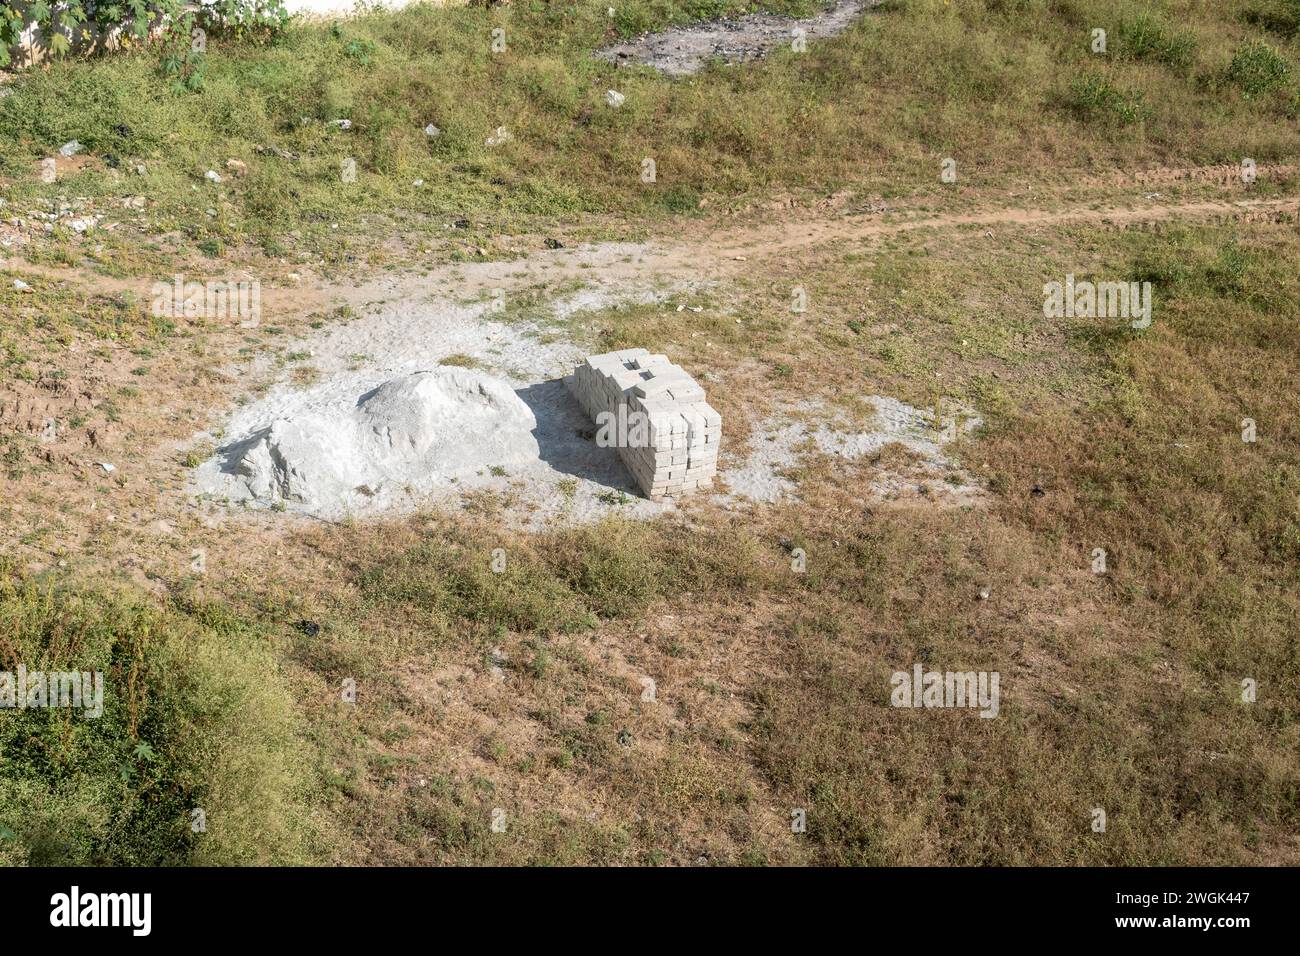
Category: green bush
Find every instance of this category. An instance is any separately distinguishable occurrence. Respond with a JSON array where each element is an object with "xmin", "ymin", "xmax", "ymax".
[
  {"xmin": 0, "ymin": 1, "xmax": 288, "ymax": 68},
  {"xmin": 0, "ymin": 567, "xmax": 312, "ymax": 865},
  {"xmin": 1226, "ymin": 41, "xmax": 1292, "ymax": 98},
  {"xmin": 1065, "ymin": 73, "xmax": 1150, "ymax": 125},
  {"xmin": 1117, "ymin": 13, "xmax": 1197, "ymax": 72}
]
